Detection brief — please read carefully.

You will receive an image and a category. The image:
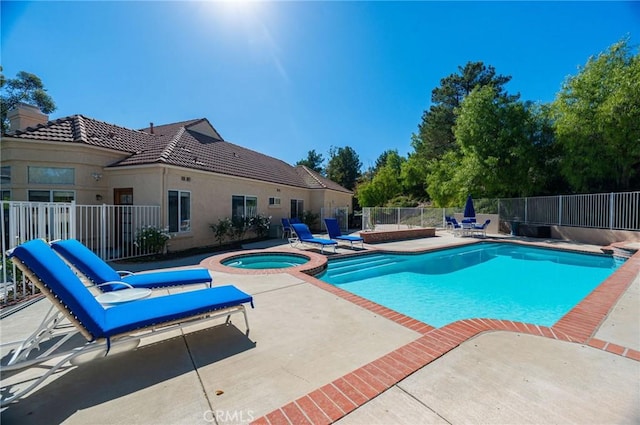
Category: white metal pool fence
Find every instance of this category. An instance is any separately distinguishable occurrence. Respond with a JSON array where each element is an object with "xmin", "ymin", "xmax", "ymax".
[
  {"xmin": 1, "ymin": 201, "xmax": 161, "ymax": 303},
  {"xmin": 362, "ymin": 191, "xmax": 640, "ymax": 232},
  {"xmin": 498, "ymin": 191, "xmax": 640, "ymax": 231},
  {"xmin": 320, "ymin": 206, "xmax": 350, "ymax": 232}
]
